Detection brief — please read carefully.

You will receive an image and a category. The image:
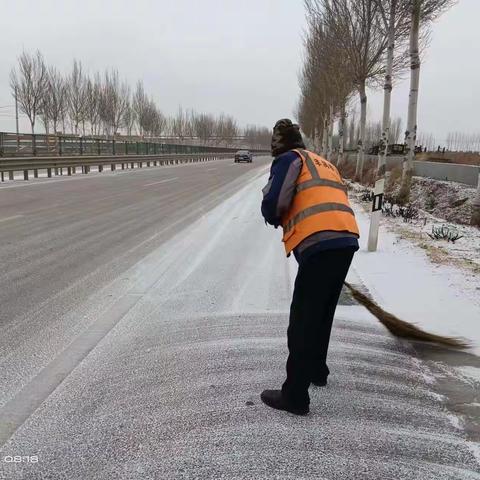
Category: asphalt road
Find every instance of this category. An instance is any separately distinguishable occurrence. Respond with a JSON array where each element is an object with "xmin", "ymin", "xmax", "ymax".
[
  {"xmin": 0, "ymin": 157, "xmax": 270, "ymax": 411},
  {"xmin": 0, "ymin": 159, "xmax": 479, "ymax": 479}
]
